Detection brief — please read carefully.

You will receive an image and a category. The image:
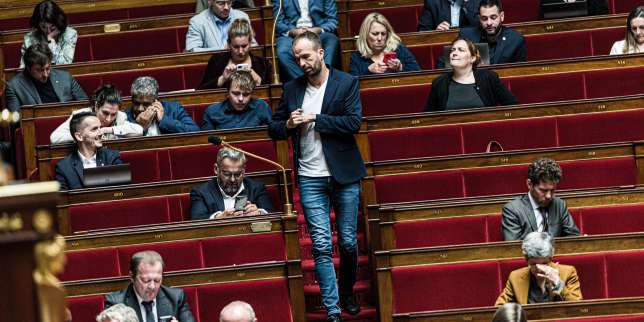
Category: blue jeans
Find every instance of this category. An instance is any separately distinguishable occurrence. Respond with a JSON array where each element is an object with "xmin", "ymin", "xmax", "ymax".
[
  {"xmin": 299, "ymin": 176, "xmax": 360, "ymax": 316},
  {"xmin": 276, "ymin": 32, "xmax": 340, "ymax": 82}
]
